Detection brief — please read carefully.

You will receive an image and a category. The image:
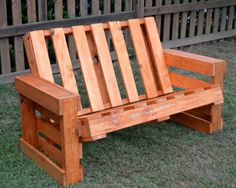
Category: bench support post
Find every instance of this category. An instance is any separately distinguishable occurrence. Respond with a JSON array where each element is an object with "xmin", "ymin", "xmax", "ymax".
[{"xmin": 60, "ymin": 97, "xmax": 83, "ymax": 185}]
